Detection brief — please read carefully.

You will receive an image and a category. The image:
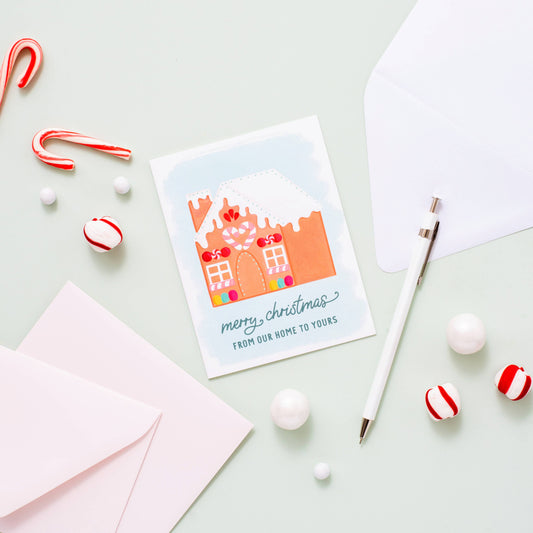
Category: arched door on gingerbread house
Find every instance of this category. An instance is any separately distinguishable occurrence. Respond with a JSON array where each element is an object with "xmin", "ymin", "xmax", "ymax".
[{"xmin": 236, "ymin": 251, "xmax": 266, "ymax": 299}]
